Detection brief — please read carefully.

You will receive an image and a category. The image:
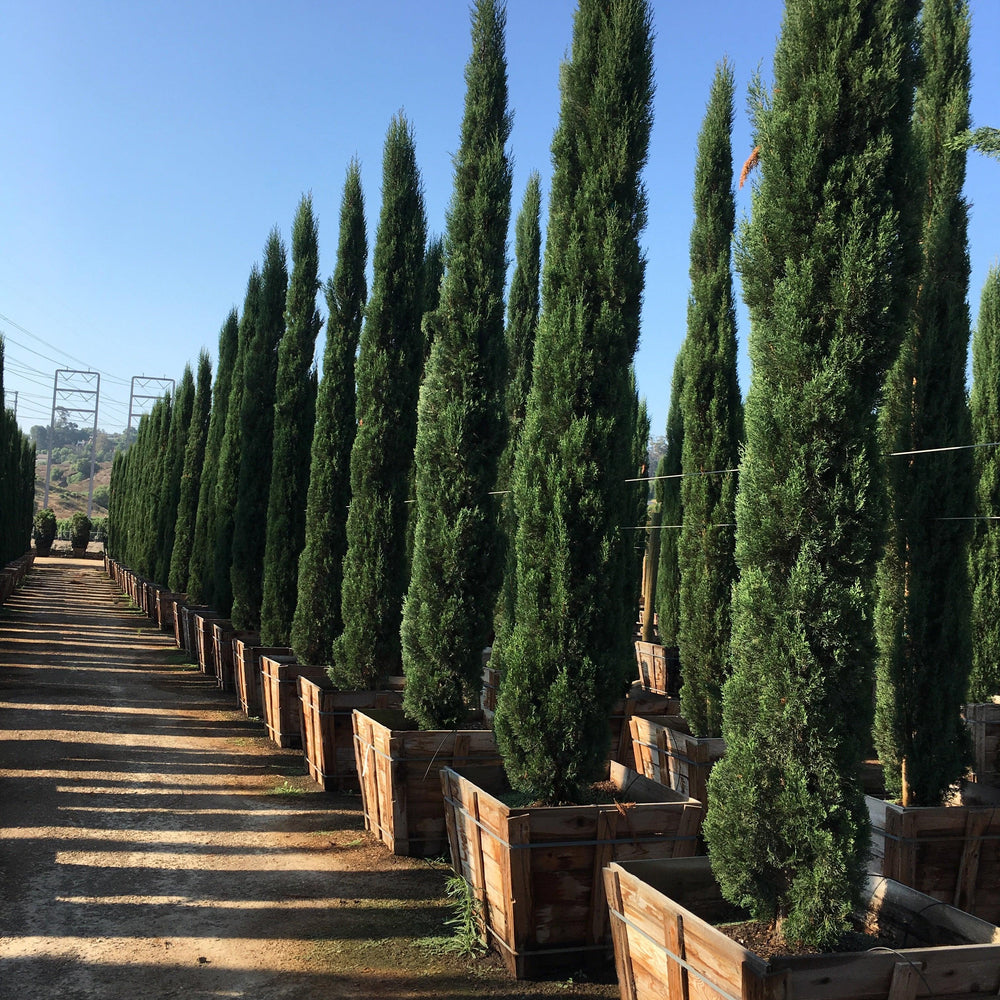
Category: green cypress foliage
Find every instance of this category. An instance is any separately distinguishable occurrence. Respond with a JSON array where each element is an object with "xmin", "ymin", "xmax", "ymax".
[
  {"xmin": 154, "ymin": 366, "xmax": 194, "ymax": 584},
  {"xmin": 260, "ymin": 197, "xmax": 322, "ymax": 645},
  {"xmin": 421, "ymin": 236, "xmax": 445, "ymax": 363},
  {"xmin": 677, "ymin": 62, "xmax": 742, "ymax": 738},
  {"xmin": 630, "ymin": 389, "xmax": 652, "ymax": 629},
  {"xmin": 655, "ymin": 347, "xmax": 685, "ymax": 646},
  {"xmin": 231, "ymin": 232, "xmax": 288, "ymax": 631},
  {"xmin": 333, "ymin": 114, "xmax": 426, "ymax": 689},
  {"xmin": 168, "ymin": 351, "xmax": 213, "ymax": 593},
  {"xmin": 213, "ymin": 271, "xmax": 260, "ymax": 616},
  {"xmin": 292, "ymin": 163, "xmax": 368, "ymax": 665},
  {"xmin": 0, "ymin": 337, "xmax": 35, "ymax": 564},
  {"xmin": 970, "ymin": 266, "xmax": 1000, "ymax": 700},
  {"xmin": 139, "ymin": 395, "xmax": 172, "ymax": 580},
  {"xmin": 702, "ymin": 0, "xmax": 921, "ymax": 948},
  {"xmin": 874, "ymin": 0, "xmax": 974, "ymax": 805},
  {"xmin": 186, "ymin": 310, "xmax": 239, "ymax": 605},
  {"xmin": 492, "ymin": 0, "xmax": 654, "ymax": 803},
  {"xmin": 401, "ymin": 0, "xmax": 512, "ymax": 729},
  {"xmin": 494, "ymin": 173, "xmax": 542, "ymax": 644}
]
